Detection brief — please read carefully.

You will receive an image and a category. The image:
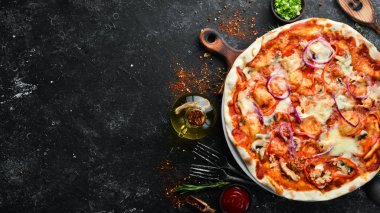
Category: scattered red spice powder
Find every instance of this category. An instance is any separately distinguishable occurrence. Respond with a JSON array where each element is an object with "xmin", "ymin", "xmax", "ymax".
[
  {"xmin": 169, "ymin": 6, "xmax": 258, "ymax": 98},
  {"xmin": 169, "ymin": 62, "xmax": 225, "ymax": 97},
  {"xmin": 155, "ymin": 159, "xmax": 193, "ymax": 209},
  {"xmin": 156, "ymin": 159, "xmax": 175, "ymax": 172},
  {"xmin": 207, "ymin": 4, "xmax": 258, "ymax": 41},
  {"xmin": 219, "ymin": 10, "xmax": 258, "ymax": 40},
  {"xmin": 165, "ymin": 176, "xmax": 191, "ymax": 209}
]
